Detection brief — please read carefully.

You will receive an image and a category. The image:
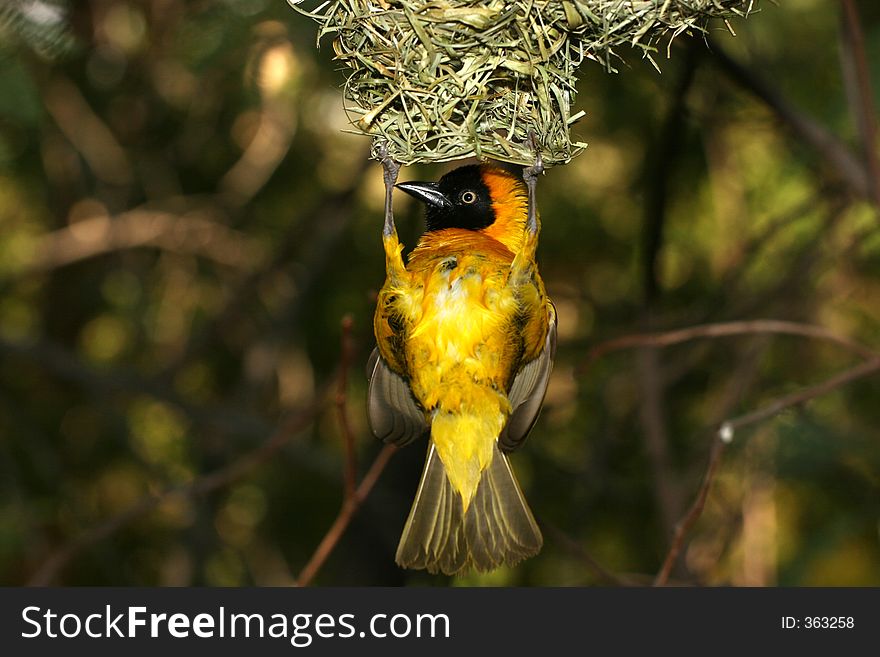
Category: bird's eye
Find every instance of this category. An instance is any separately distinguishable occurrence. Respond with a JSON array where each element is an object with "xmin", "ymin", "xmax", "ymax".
[{"xmin": 460, "ymin": 190, "xmax": 477, "ymax": 204}]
